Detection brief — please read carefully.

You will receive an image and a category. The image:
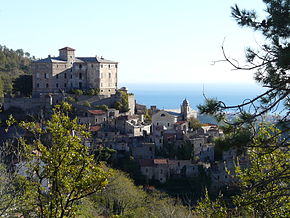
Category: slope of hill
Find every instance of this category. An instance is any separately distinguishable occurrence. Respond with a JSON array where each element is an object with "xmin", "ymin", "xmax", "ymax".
[{"xmin": 0, "ymin": 45, "xmax": 33, "ymax": 97}]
